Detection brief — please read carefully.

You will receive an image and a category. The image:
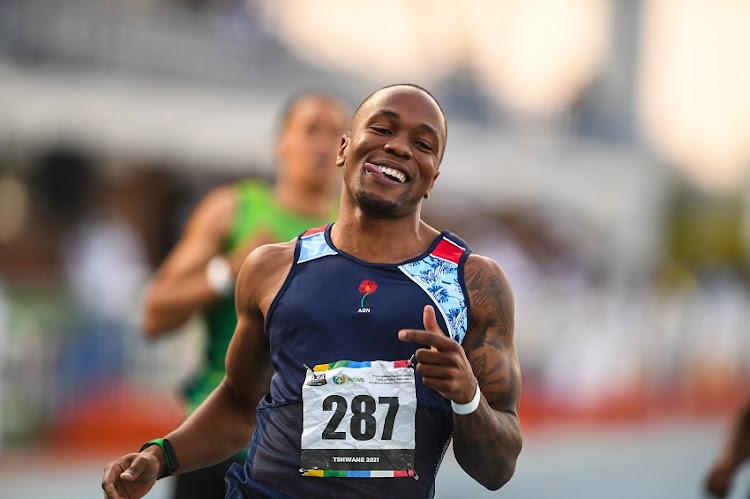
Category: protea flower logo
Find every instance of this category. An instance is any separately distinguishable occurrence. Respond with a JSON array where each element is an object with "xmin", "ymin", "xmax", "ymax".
[{"xmin": 358, "ymin": 279, "xmax": 377, "ymax": 313}]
